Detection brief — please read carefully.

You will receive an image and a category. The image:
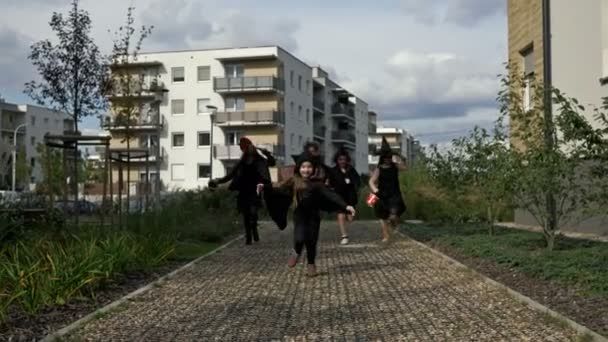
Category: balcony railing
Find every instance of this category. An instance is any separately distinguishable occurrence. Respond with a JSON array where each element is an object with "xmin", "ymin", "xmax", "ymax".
[
  {"xmin": 332, "ymin": 131, "xmax": 356, "ymax": 144},
  {"xmin": 331, "ymin": 103, "xmax": 355, "ymax": 120},
  {"xmin": 313, "ymin": 98, "xmax": 325, "ymax": 112},
  {"xmin": 103, "ymin": 114, "xmax": 164, "ymax": 131},
  {"xmin": 214, "ymin": 144, "xmax": 285, "ymax": 161},
  {"xmin": 108, "ymin": 79, "xmax": 166, "ymax": 100},
  {"xmin": 213, "ymin": 76, "xmax": 285, "ymax": 93},
  {"xmin": 215, "ymin": 111, "xmax": 284, "ymax": 126},
  {"xmin": 313, "ymin": 125, "xmax": 326, "ymax": 139}
]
